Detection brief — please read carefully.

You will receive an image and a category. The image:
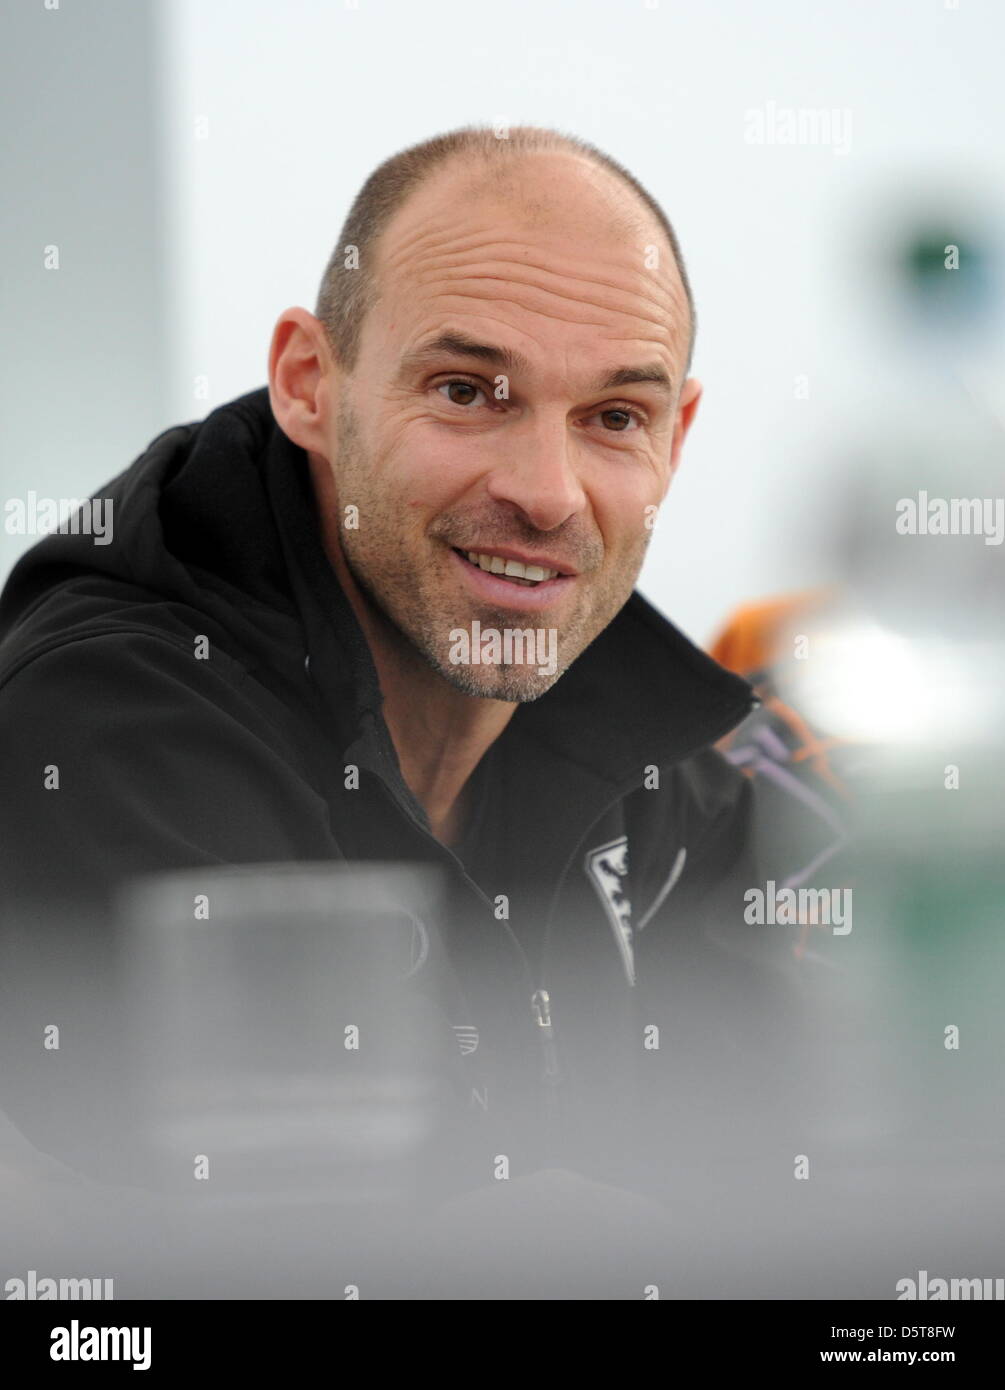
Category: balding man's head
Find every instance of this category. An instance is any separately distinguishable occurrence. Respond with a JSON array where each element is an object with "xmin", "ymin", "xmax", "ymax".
[{"xmin": 315, "ymin": 125, "xmax": 696, "ymax": 380}]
